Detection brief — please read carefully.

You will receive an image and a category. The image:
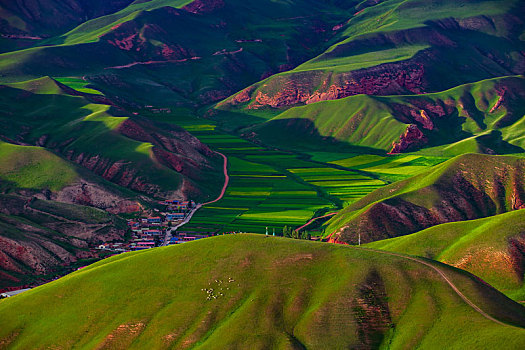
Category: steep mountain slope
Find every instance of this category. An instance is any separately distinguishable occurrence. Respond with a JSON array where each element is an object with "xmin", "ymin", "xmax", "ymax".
[
  {"xmin": 0, "ymin": 139, "xmax": 138, "ymax": 290},
  {"xmin": 241, "ymin": 75, "xmax": 525, "ymax": 154},
  {"xmin": 221, "ymin": 0, "xmax": 525, "ymax": 110},
  {"xmin": 325, "ymin": 154, "xmax": 525, "ymax": 244},
  {"xmin": 0, "ymin": 0, "xmax": 134, "ymax": 37},
  {"xmin": 0, "ymin": 194, "xmax": 127, "ymax": 291},
  {"xmin": 0, "ymin": 235, "xmax": 524, "ymax": 349},
  {"xmin": 367, "ymin": 209, "xmax": 525, "ymax": 302}
]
